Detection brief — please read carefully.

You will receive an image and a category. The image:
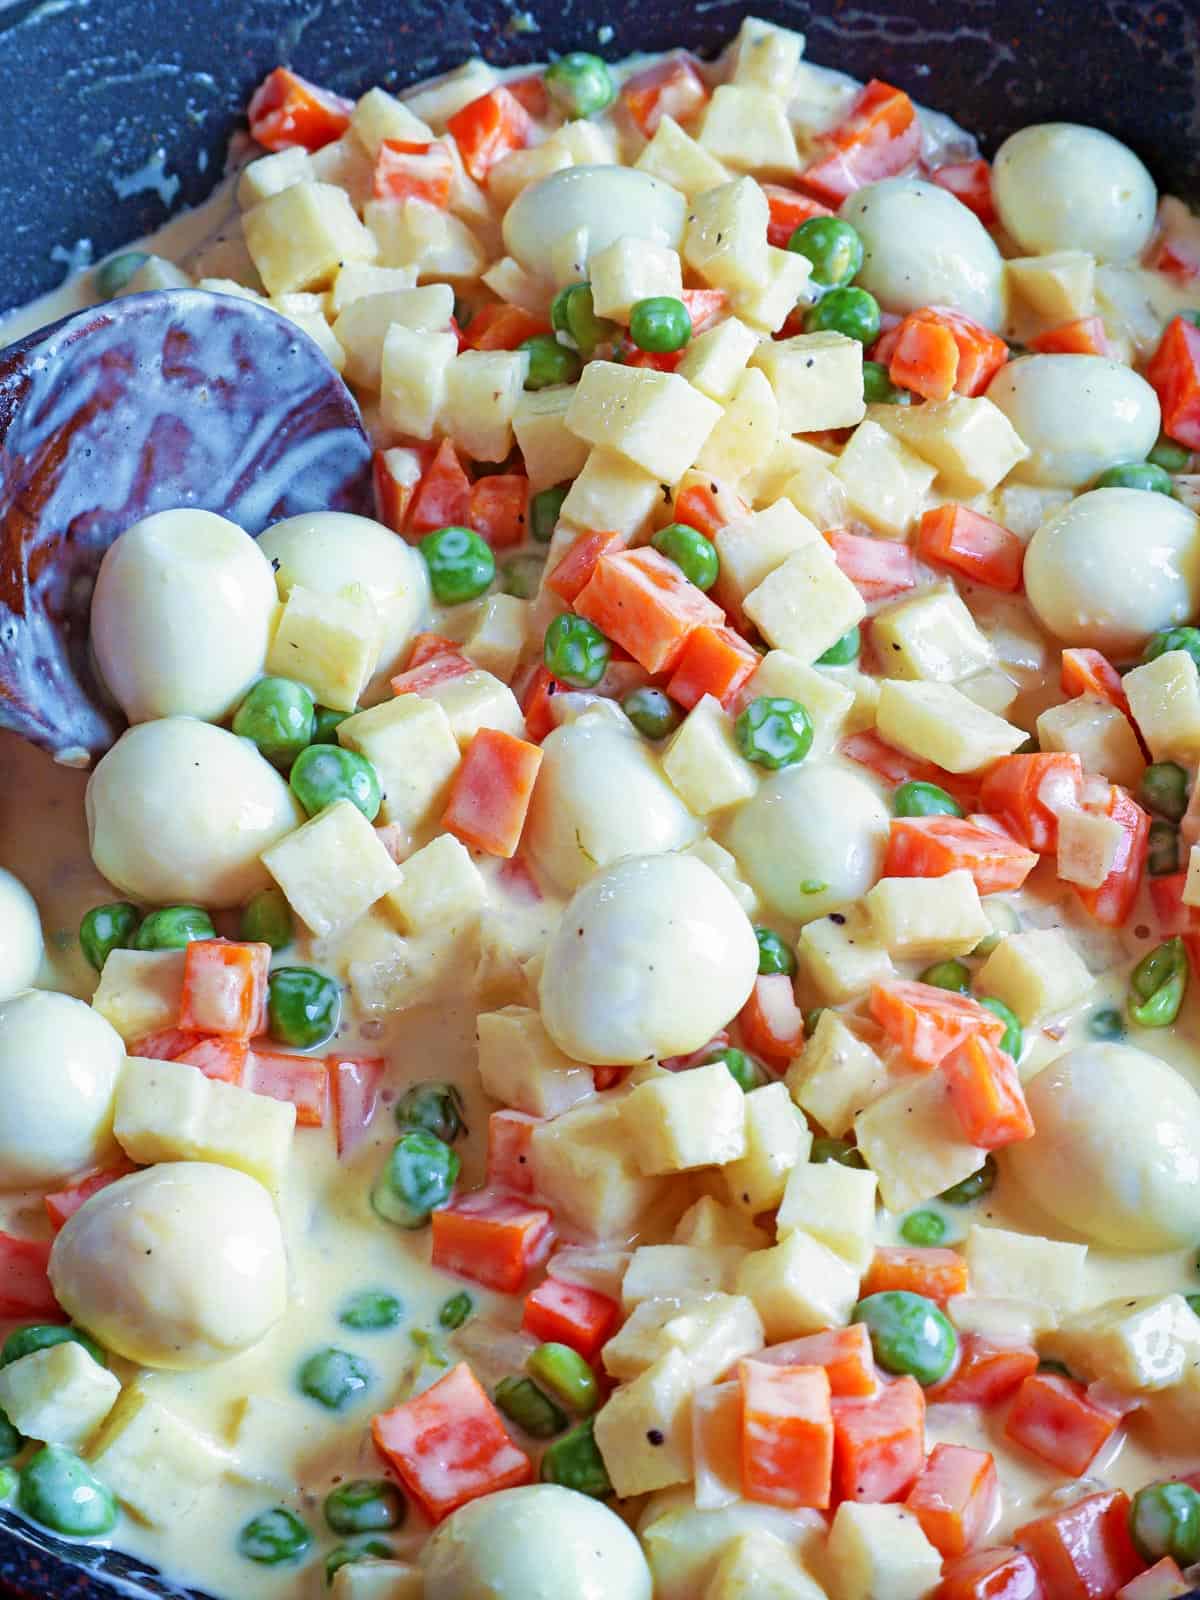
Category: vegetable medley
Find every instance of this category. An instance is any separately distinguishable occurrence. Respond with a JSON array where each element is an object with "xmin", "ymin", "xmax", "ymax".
[{"xmin": 6, "ymin": 13, "xmax": 1200, "ymax": 1600}]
